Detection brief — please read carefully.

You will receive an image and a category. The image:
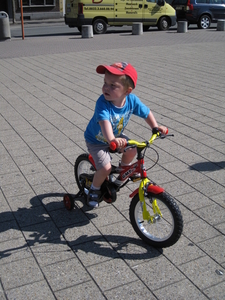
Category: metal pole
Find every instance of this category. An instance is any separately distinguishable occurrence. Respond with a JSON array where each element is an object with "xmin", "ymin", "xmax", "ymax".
[
  {"xmin": 20, "ymin": 0, "xmax": 24, "ymax": 39},
  {"xmin": 12, "ymin": 0, "xmax": 16, "ymax": 24}
]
